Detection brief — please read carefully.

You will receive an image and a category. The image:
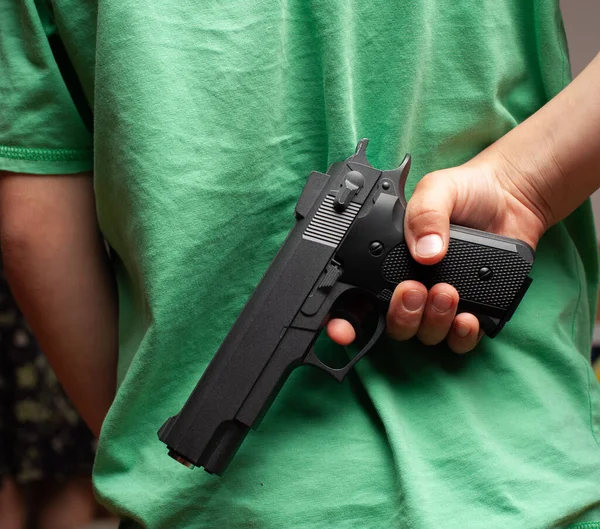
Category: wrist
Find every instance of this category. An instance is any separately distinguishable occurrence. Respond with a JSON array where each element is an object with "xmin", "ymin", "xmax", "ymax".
[
  {"xmin": 451, "ymin": 149, "xmax": 547, "ymax": 250},
  {"xmin": 471, "ymin": 138, "xmax": 562, "ymax": 233}
]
